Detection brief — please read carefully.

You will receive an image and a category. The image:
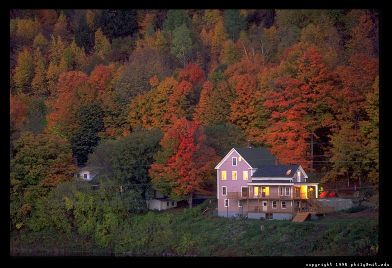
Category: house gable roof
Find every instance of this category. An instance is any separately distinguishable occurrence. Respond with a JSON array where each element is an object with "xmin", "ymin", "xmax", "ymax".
[
  {"xmin": 233, "ymin": 147, "xmax": 277, "ymax": 168},
  {"xmin": 215, "ymin": 147, "xmax": 277, "ymax": 169},
  {"xmin": 251, "ymin": 164, "xmax": 300, "ymax": 178}
]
